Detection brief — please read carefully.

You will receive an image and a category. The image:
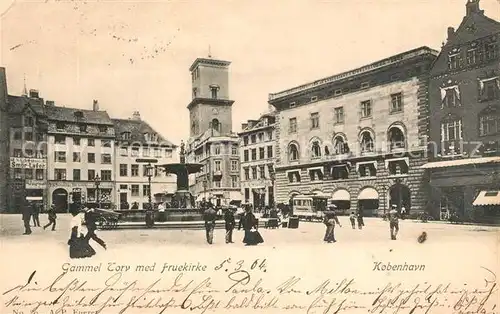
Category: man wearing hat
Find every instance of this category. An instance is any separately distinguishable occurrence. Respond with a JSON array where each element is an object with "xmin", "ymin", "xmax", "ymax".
[
  {"xmin": 388, "ymin": 205, "xmax": 400, "ymax": 240},
  {"xmin": 224, "ymin": 206, "xmax": 236, "ymax": 244}
]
